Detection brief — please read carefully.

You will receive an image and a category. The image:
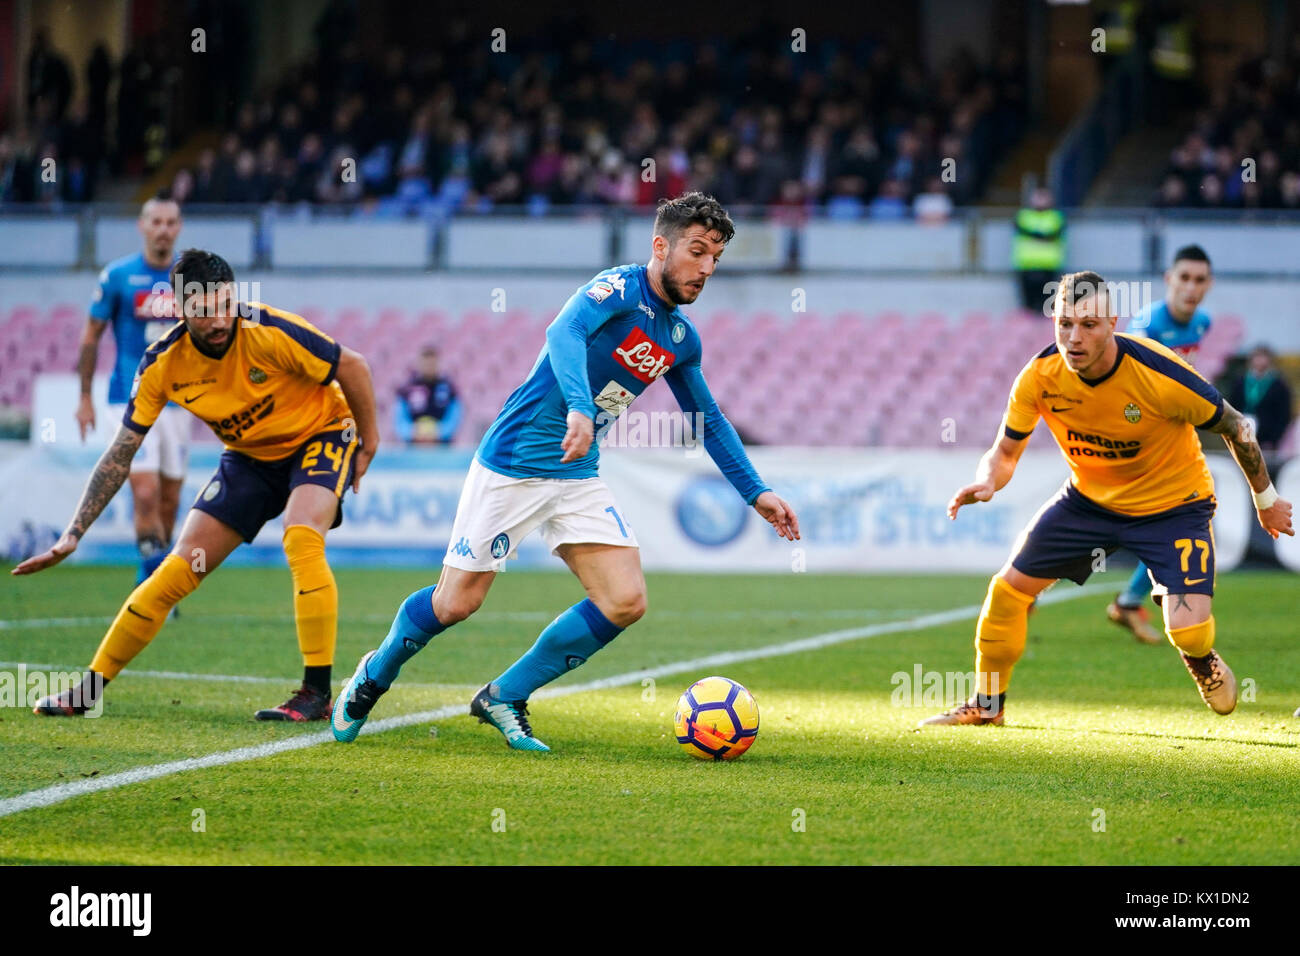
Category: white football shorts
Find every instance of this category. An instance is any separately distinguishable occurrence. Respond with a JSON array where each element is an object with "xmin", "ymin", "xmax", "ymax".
[
  {"xmin": 443, "ymin": 459, "xmax": 639, "ymax": 572},
  {"xmin": 108, "ymin": 403, "xmax": 190, "ymax": 479}
]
